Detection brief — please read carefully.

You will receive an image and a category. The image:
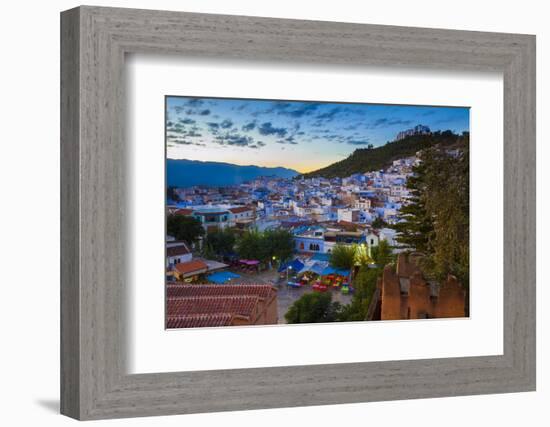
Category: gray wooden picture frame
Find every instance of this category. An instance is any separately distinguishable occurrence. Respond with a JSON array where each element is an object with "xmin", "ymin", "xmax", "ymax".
[{"xmin": 60, "ymin": 5, "xmax": 536, "ymax": 420}]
